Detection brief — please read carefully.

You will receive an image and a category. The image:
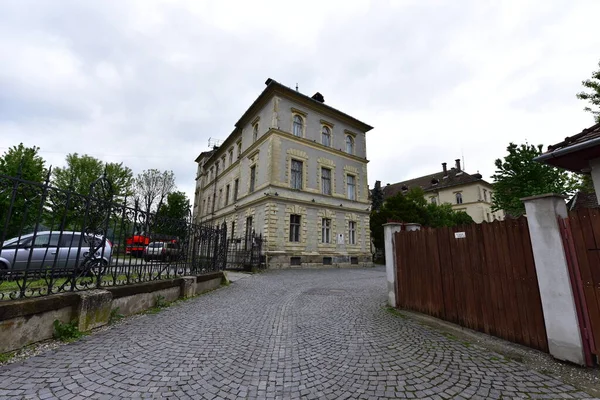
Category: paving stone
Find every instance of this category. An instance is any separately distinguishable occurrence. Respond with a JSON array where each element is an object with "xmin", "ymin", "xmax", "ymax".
[{"xmin": 0, "ymin": 267, "xmax": 593, "ymax": 399}]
